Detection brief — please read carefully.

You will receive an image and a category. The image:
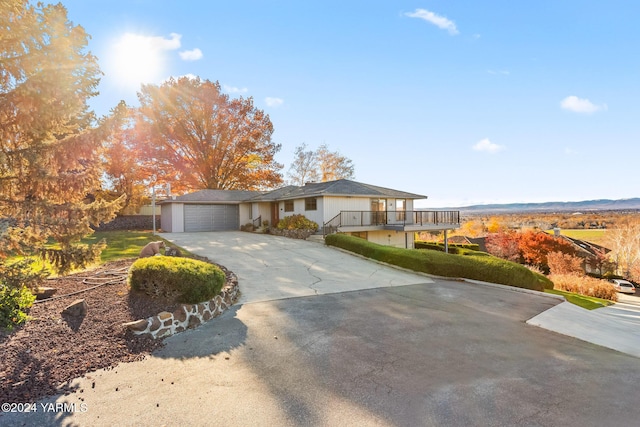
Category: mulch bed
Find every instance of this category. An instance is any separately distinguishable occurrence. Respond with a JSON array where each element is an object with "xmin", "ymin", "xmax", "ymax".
[{"xmin": 0, "ymin": 259, "xmax": 181, "ymax": 404}]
